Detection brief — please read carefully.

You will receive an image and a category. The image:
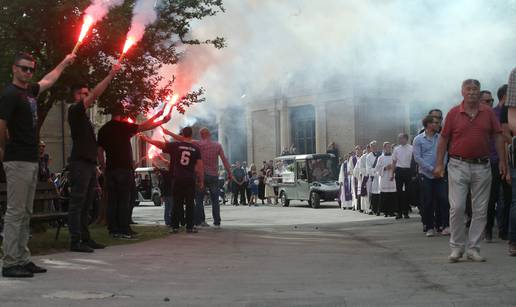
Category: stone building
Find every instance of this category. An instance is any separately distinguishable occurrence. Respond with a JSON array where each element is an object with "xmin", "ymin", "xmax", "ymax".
[{"xmin": 224, "ymin": 78, "xmax": 411, "ymax": 165}]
